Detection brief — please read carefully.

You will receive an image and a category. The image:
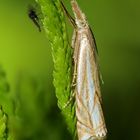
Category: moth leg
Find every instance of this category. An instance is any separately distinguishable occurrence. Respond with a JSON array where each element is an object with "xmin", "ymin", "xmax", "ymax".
[
  {"xmin": 71, "ymin": 30, "xmax": 77, "ymax": 49},
  {"xmin": 62, "ymin": 90, "xmax": 76, "ymax": 109},
  {"xmin": 62, "ymin": 62, "xmax": 77, "ymax": 109},
  {"xmin": 71, "ymin": 62, "xmax": 77, "ymax": 87}
]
